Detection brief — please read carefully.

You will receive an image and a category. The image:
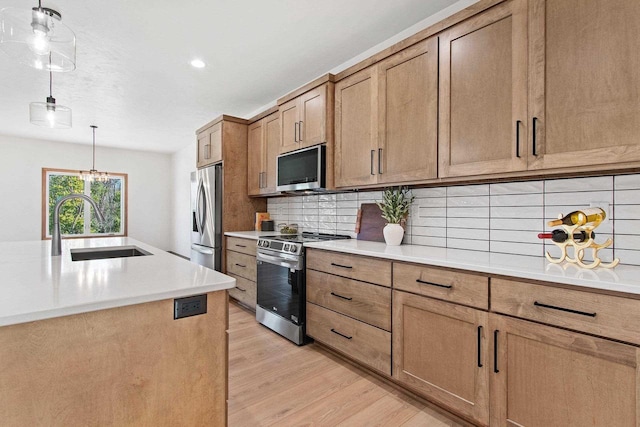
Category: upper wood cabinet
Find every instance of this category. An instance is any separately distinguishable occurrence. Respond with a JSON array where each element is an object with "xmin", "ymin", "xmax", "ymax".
[
  {"xmin": 247, "ymin": 112, "xmax": 280, "ymax": 196},
  {"xmin": 439, "ymin": 0, "xmax": 528, "ymax": 178},
  {"xmin": 197, "ymin": 122, "xmax": 223, "ymax": 168},
  {"xmin": 335, "ymin": 66, "xmax": 378, "ymax": 188},
  {"xmin": 527, "ymin": 0, "xmax": 640, "ymax": 170},
  {"xmin": 279, "ymin": 82, "xmax": 332, "ymax": 154},
  {"xmin": 335, "ymin": 38, "xmax": 438, "ymax": 188}
]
